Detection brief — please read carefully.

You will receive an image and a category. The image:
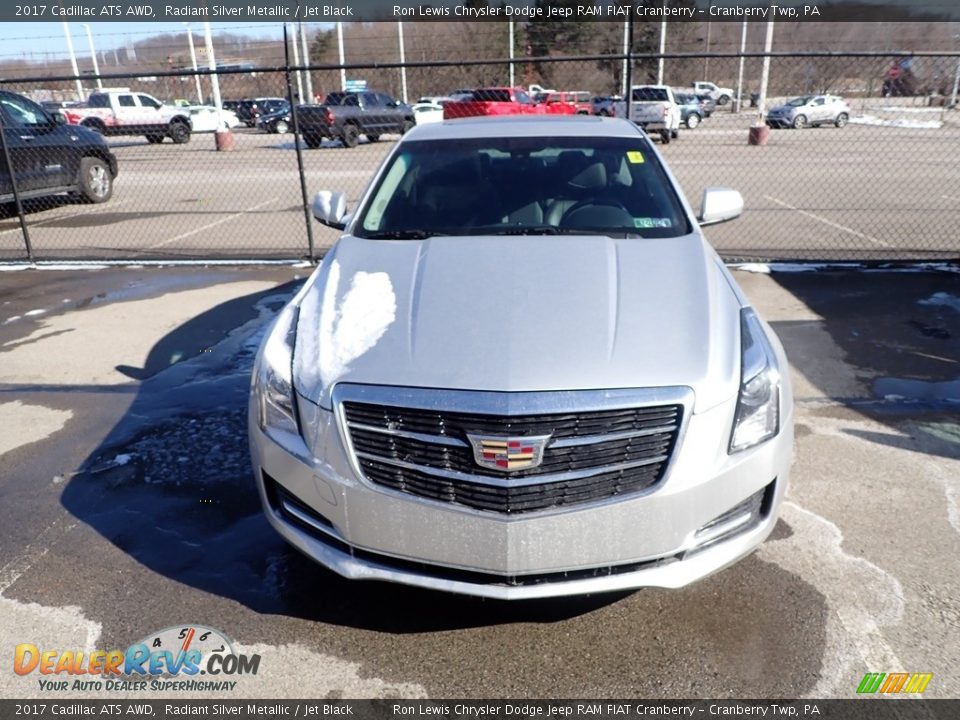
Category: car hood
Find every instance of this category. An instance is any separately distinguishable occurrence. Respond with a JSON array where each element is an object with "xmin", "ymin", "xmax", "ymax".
[{"xmin": 293, "ymin": 234, "xmax": 742, "ymax": 413}]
